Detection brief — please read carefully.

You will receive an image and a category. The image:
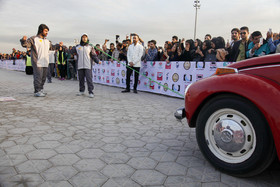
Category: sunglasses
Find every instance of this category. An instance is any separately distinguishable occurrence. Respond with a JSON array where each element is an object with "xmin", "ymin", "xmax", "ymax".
[{"xmin": 241, "ymin": 32, "xmax": 247, "ymax": 35}]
